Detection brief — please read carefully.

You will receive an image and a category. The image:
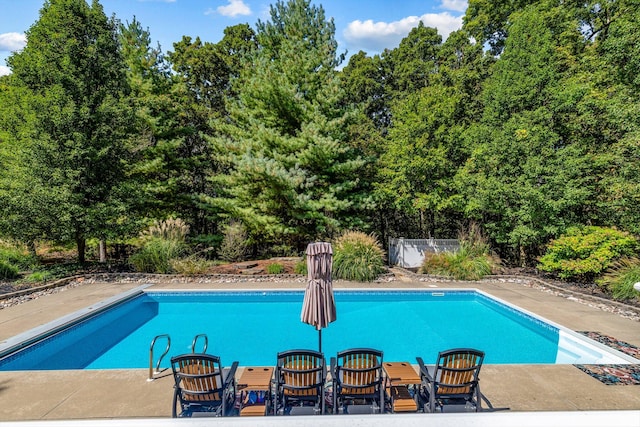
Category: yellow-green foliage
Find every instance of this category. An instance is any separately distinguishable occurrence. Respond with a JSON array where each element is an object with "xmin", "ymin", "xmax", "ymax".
[
  {"xmin": 538, "ymin": 226, "xmax": 639, "ymax": 281},
  {"xmin": 333, "ymin": 231, "xmax": 386, "ymax": 282}
]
